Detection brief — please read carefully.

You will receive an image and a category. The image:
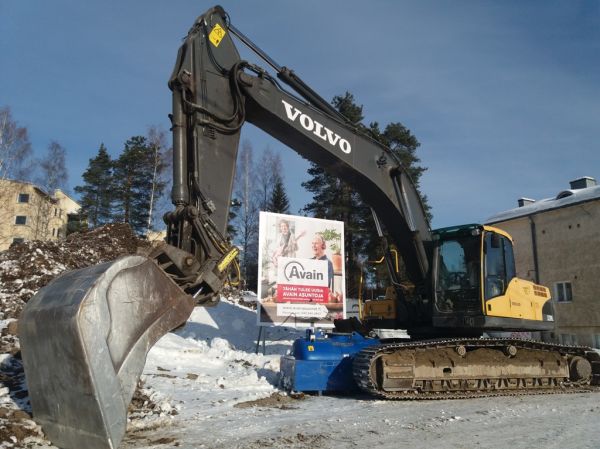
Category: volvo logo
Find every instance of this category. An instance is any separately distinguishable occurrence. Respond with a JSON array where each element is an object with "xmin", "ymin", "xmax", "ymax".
[{"xmin": 281, "ymin": 99, "xmax": 352, "ymax": 154}]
